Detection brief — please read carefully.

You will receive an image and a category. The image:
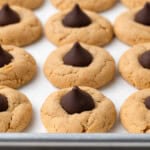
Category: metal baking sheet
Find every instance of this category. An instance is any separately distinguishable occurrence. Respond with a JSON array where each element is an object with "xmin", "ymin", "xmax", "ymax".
[
  {"xmin": 0, "ymin": 0, "xmax": 150, "ymax": 147},
  {"xmin": 0, "ymin": 134, "xmax": 150, "ymax": 147}
]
